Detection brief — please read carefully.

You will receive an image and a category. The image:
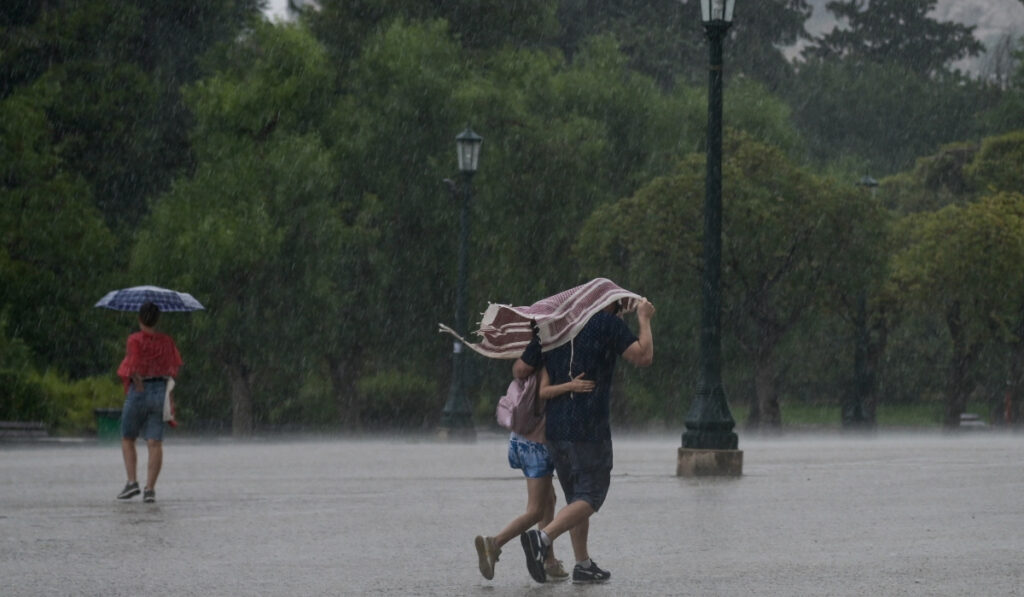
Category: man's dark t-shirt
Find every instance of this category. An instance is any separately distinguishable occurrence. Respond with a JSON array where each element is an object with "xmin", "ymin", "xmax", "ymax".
[{"xmin": 543, "ymin": 311, "xmax": 638, "ymax": 442}]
